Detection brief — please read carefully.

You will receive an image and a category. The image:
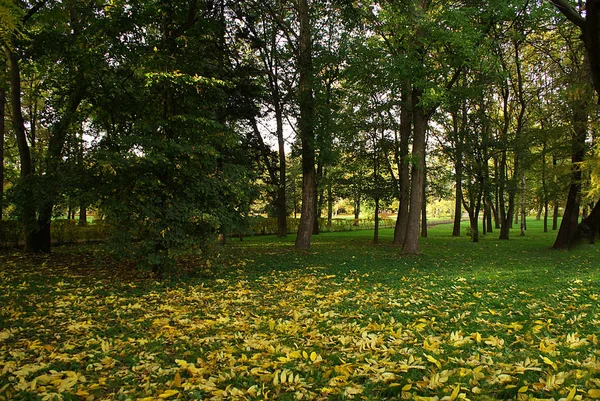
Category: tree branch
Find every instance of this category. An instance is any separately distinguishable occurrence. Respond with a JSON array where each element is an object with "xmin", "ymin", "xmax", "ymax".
[{"xmin": 548, "ymin": 0, "xmax": 586, "ymax": 30}]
